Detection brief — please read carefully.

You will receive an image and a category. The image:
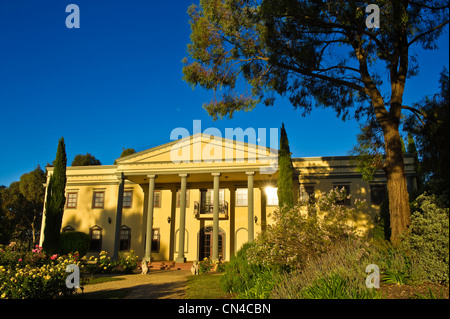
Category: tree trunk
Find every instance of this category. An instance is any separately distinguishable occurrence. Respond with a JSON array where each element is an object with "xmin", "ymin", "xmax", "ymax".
[{"xmin": 383, "ymin": 122, "xmax": 411, "ymax": 246}]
